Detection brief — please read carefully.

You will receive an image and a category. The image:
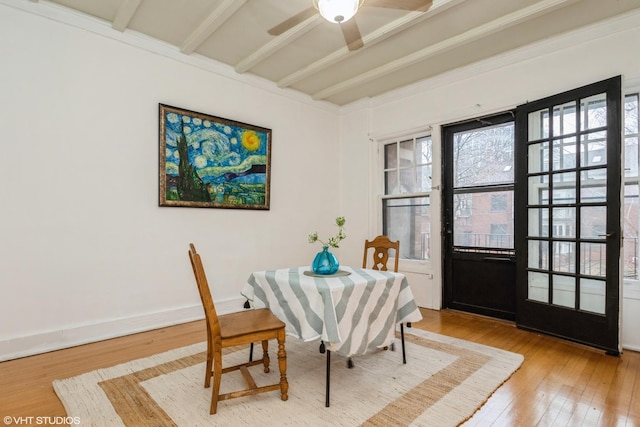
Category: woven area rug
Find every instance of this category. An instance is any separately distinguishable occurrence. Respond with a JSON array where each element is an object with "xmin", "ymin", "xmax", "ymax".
[{"xmin": 53, "ymin": 328, "xmax": 523, "ymax": 427}]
